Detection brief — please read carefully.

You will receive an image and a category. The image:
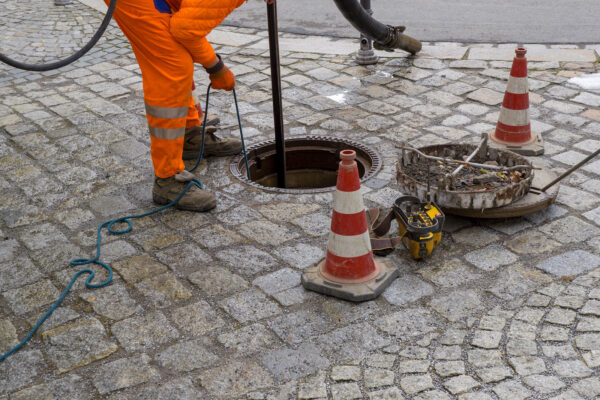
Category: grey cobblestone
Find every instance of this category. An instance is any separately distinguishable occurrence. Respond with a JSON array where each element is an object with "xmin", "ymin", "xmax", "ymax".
[
  {"xmin": 492, "ymin": 380, "xmax": 532, "ymax": 400},
  {"xmin": 464, "ymin": 245, "xmax": 518, "ymax": 271},
  {"xmin": 330, "ymin": 365, "xmax": 361, "ymax": 381},
  {"xmin": 368, "ymin": 387, "xmax": 405, "ymax": 399},
  {"xmin": 1, "ymin": 5, "xmax": 600, "ymax": 398},
  {"xmin": 401, "ymin": 374, "xmax": 434, "ymax": 394},
  {"xmin": 219, "ymin": 289, "xmax": 282, "ymax": 323},
  {"xmin": 135, "ymin": 272, "xmax": 192, "ymax": 308},
  {"xmin": 472, "ymin": 330, "xmax": 502, "ymax": 349},
  {"xmin": 430, "ymin": 290, "xmax": 484, "ymax": 321},
  {"xmin": 331, "ymin": 382, "xmax": 362, "ymax": 399},
  {"xmin": 297, "ymin": 371, "xmax": 327, "ymax": 399},
  {"xmin": 399, "ymin": 359, "xmax": 430, "ymax": 373},
  {"xmin": 3, "ymin": 279, "xmax": 60, "ymax": 314},
  {"xmin": 170, "ymin": 300, "xmax": 225, "ymax": 336},
  {"xmin": 156, "ymin": 339, "xmax": 218, "ymax": 372},
  {"xmin": 188, "ymin": 266, "xmax": 248, "ymax": 296},
  {"xmin": 553, "ymin": 359, "xmax": 594, "ymax": 378},
  {"xmin": 93, "ymin": 354, "xmax": 159, "ymax": 395},
  {"xmin": 10, "ymin": 374, "xmax": 91, "ymax": 400},
  {"xmin": 382, "ymin": 275, "xmax": 434, "ymax": 306},
  {"xmin": 42, "ymin": 318, "xmax": 117, "ymax": 373},
  {"xmin": 199, "ymin": 361, "xmax": 274, "ymax": 397},
  {"xmin": 444, "ymin": 375, "xmax": 480, "ymax": 395},
  {"xmin": 537, "ymin": 250, "xmax": 600, "ymax": 276},
  {"xmin": 111, "ymin": 311, "xmax": 179, "ymax": 352},
  {"xmin": 263, "ymin": 342, "xmax": 330, "ymax": 382},
  {"xmin": 253, "ymin": 267, "xmax": 302, "ymax": 295},
  {"xmin": 0, "ymin": 350, "xmax": 47, "ymax": 394}
]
